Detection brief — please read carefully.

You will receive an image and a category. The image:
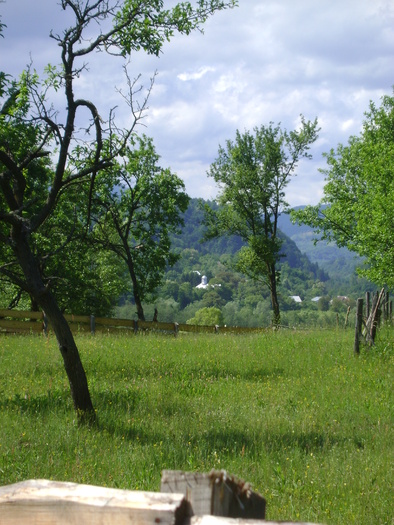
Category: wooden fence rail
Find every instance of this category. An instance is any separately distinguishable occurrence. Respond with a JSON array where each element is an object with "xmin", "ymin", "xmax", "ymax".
[
  {"xmin": 0, "ymin": 309, "xmax": 266, "ymax": 336},
  {"xmin": 0, "ymin": 470, "xmax": 322, "ymax": 525}
]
